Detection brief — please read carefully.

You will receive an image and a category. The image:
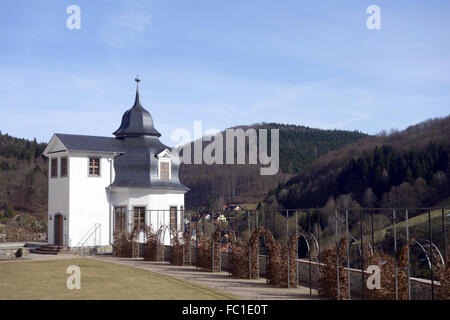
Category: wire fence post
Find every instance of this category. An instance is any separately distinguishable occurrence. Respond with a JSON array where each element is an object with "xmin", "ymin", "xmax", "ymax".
[
  {"xmin": 335, "ymin": 209, "xmax": 340, "ymax": 300},
  {"xmin": 235, "ymin": 211, "xmax": 238, "ymax": 237},
  {"xmin": 442, "ymin": 208, "xmax": 447, "ymax": 263},
  {"xmin": 155, "ymin": 217, "xmax": 159, "ymax": 262},
  {"xmin": 393, "ymin": 209, "xmax": 398, "ymax": 300},
  {"xmin": 286, "ymin": 210, "xmax": 289, "ymax": 288},
  {"xmin": 295, "ymin": 210, "xmax": 299, "ymax": 288},
  {"xmin": 371, "ymin": 212, "xmax": 375, "ymax": 252},
  {"xmin": 360, "ymin": 208, "xmax": 365, "ymax": 300},
  {"xmin": 189, "ymin": 228, "xmax": 192, "ymax": 266},
  {"xmin": 265, "ymin": 210, "xmax": 268, "ymax": 285},
  {"xmin": 256, "ymin": 210, "xmax": 259, "ymax": 279},
  {"xmin": 273, "ymin": 210, "xmax": 276, "ymax": 239},
  {"xmin": 308, "ymin": 241, "xmax": 312, "ymax": 294},
  {"xmin": 248, "ymin": 210, "xmax": 251, "ymax": 279},
  {"xmin": 228, "ymin": 234, "xmax": 231, "ymax": 277},
  {"xmin": 196, "ymin": 219, "xmax": 199, "ymax": 270},
  {"xmin": 345, "ymin": 209, "xmax": 351, "ymax": 300},
  {"xmin": 406, "ymin": 209, "xmax": 411, "ymax": 300},
  {"xmin": 156, "ymin": 211, "xmax": 160, "ymax": 262},
  {"xmin": 212, "ymin": 236, "xmax": 214, "ymax": 272},
  {"xmin": 317, "ymin": 212, "xmax": 321, "ymax": 265},
  {"xmin": 212, "ymin": 211, "xmax": 215, "ymax": 273},
  {"xmin": 306, "ymin": 210, "xmax": 312, "ymax": 294},
  {"xmin": 428, "ymin": 208, "xmax": 434, "ymax": 300}
]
